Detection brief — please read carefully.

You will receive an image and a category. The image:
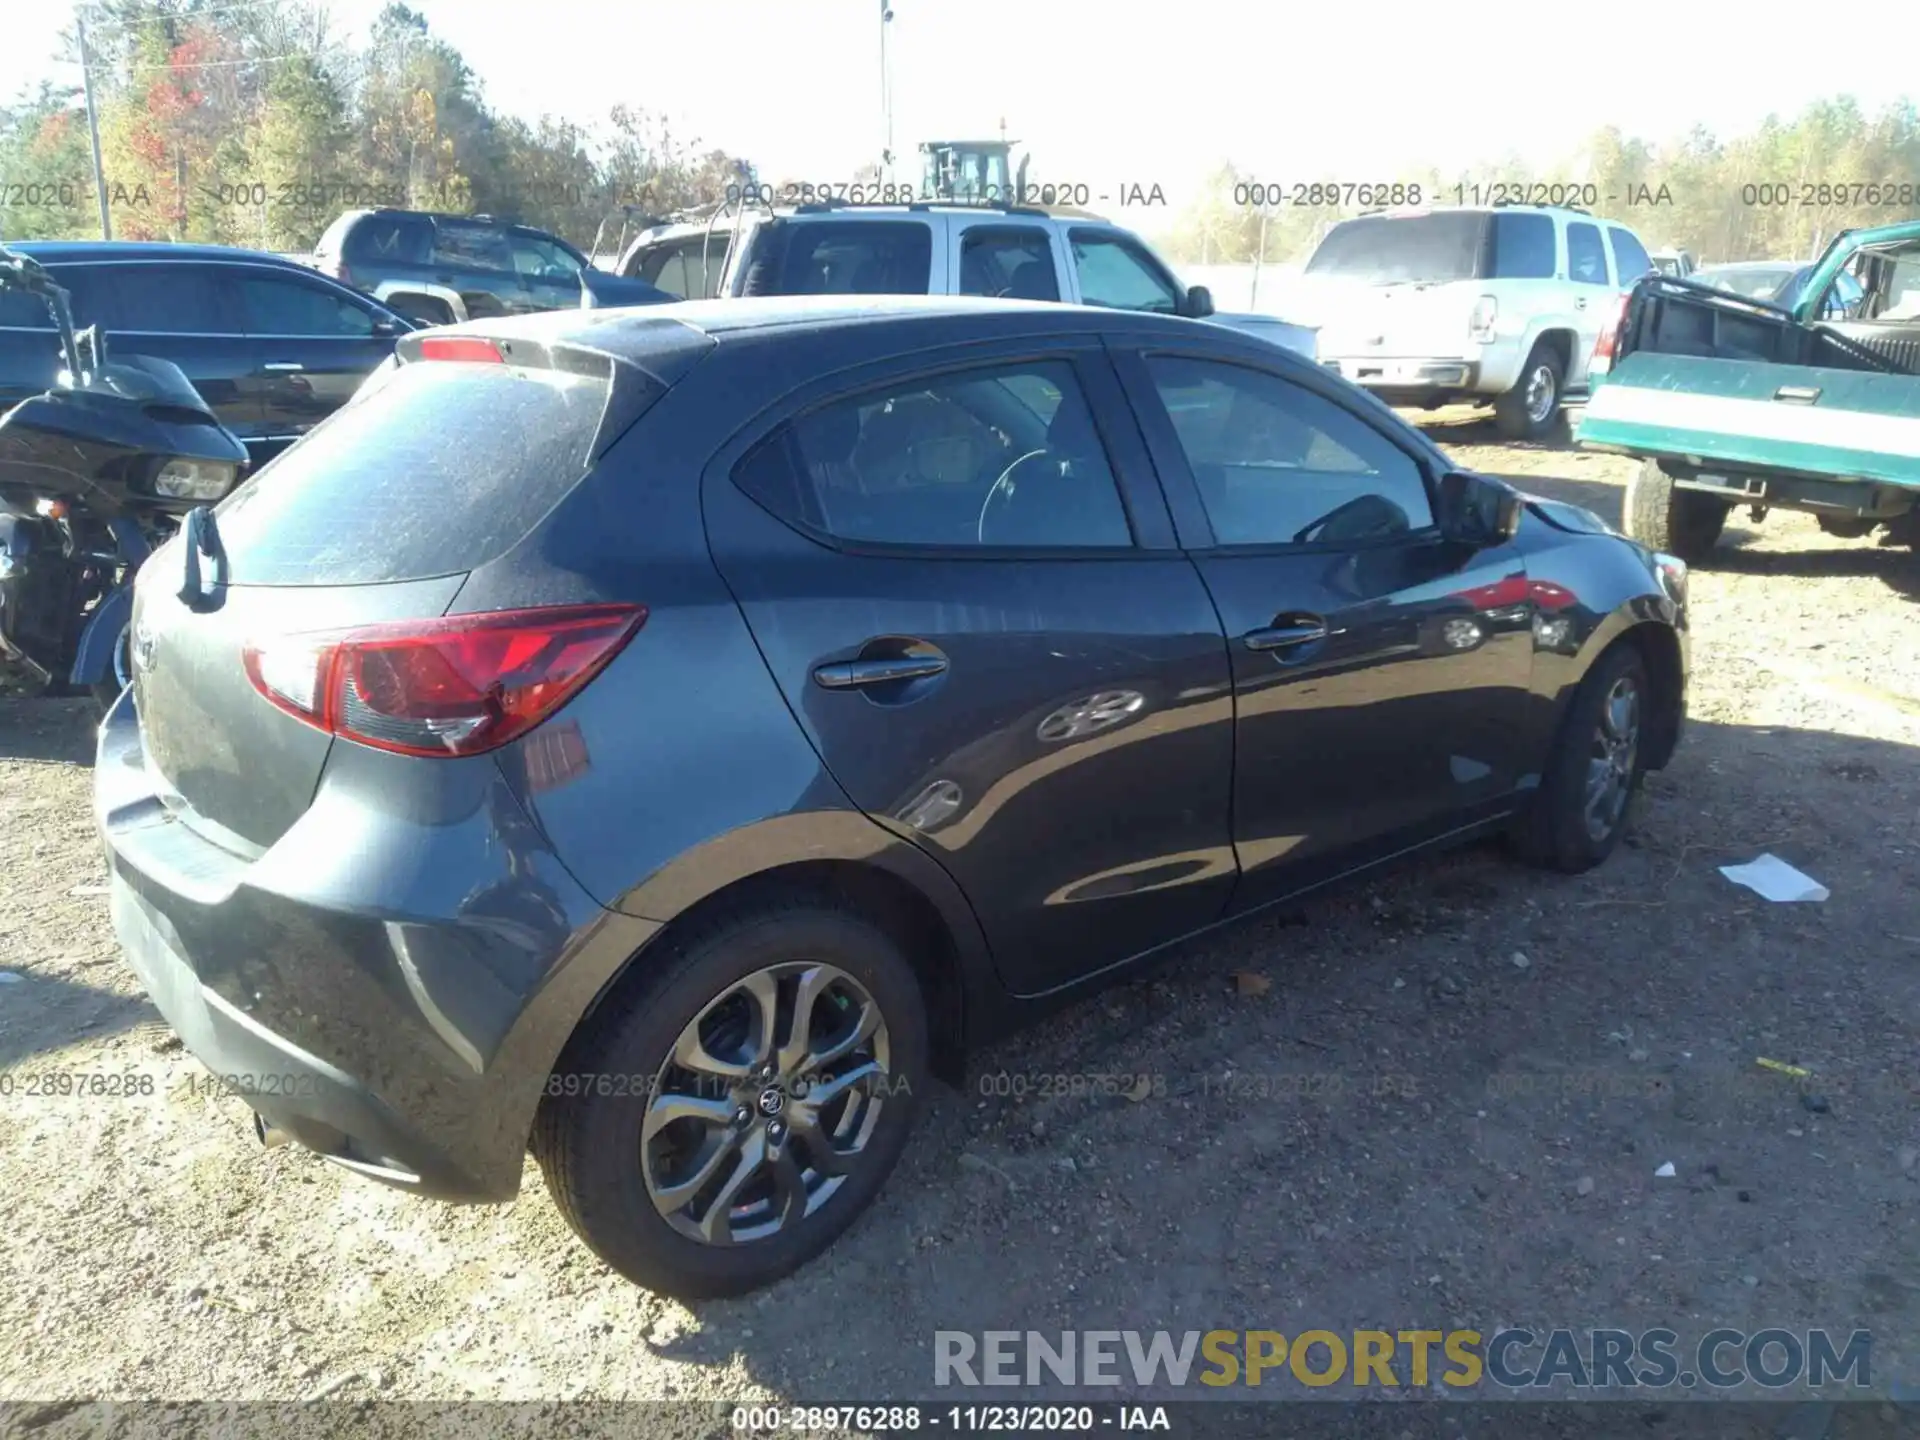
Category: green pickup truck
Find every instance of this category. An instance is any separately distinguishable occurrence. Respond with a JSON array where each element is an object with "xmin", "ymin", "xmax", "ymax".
[{"xmin": 1577, "ymin": 219, "xmax": 1920, "ymax": 560}]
